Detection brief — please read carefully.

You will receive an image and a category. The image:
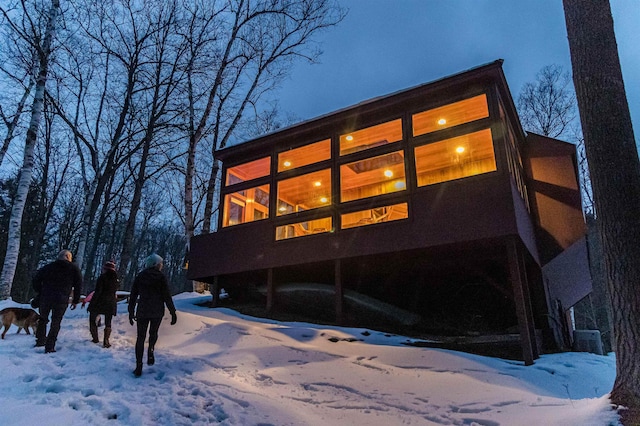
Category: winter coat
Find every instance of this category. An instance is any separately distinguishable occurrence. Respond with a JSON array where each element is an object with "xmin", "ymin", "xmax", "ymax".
[
  {"xmin": 128, "ymin": 267, "xmax": 176, "ymax": 319},
  {"xmin": 32, "ymin": 259, "xmax": 83, "ymax": 305},
  {"xmin": 88, "ymin": 270, "xmax": 119, "ymax": 316}
]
